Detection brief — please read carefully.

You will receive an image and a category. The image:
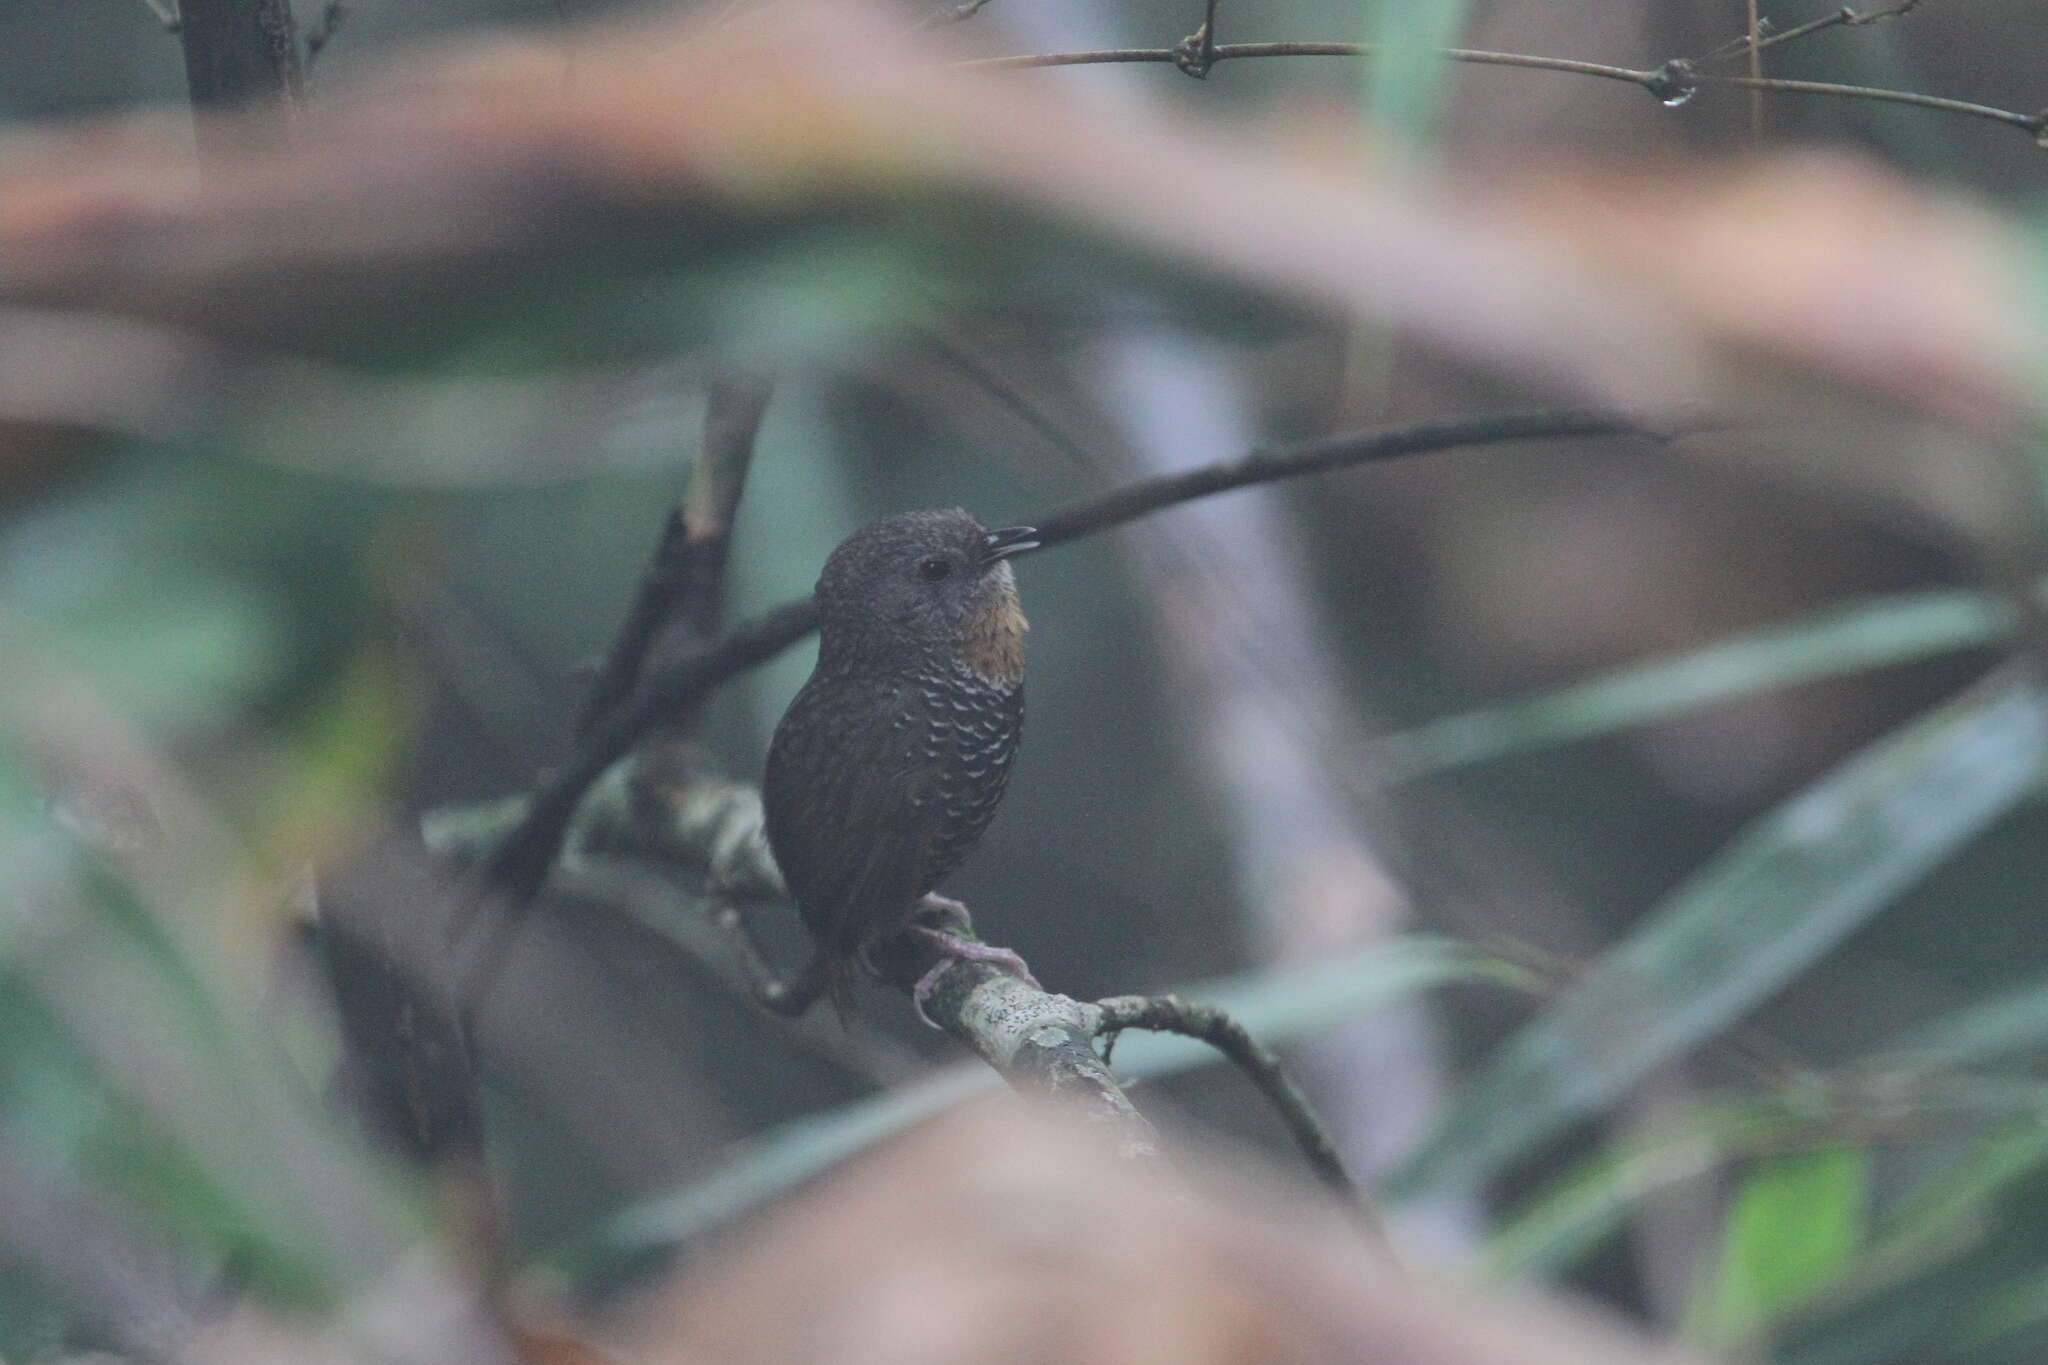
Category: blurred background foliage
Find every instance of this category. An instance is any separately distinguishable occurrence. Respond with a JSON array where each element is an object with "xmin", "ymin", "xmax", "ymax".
[{"xmin": 2, "ymin": 0, "xmax": 2047, "ymax": 1361}]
